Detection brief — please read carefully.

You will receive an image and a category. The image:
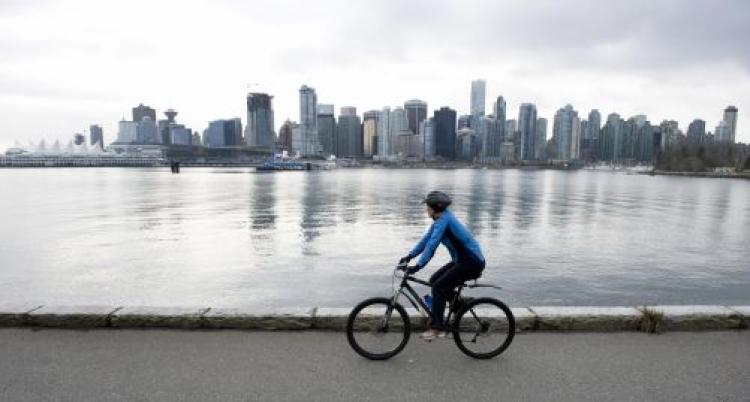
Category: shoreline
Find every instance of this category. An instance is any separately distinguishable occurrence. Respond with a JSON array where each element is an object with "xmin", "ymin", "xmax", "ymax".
[{"xmin": 2, "ymin": 304, "xmax": 747, "ymax": 332}]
